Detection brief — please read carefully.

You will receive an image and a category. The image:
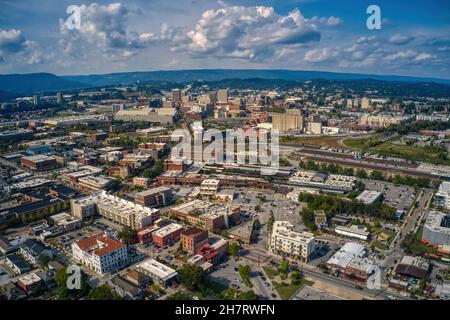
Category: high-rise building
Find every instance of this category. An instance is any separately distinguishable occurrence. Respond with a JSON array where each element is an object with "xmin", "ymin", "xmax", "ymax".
[
  {"xmin": 33, "ymin": 95, "xmax": 40, "ymax": 106},
  {"xmin": 361, "ymin": 97, "xmax": 370, "ymax": 109},
  {"xmin": 271, "ymin": 109, "xmax": 304, "ymax": 133},
  {"xmin": 172, "ymin": 89, "xmax": 182, "ymax": 102},
  {"xmin": 56, "ymin": 92, "xmax": 62, "ymax": 104},
  {"xmin": 217, "ymin": 90, "xmax": 228, "ymax": 104}
]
